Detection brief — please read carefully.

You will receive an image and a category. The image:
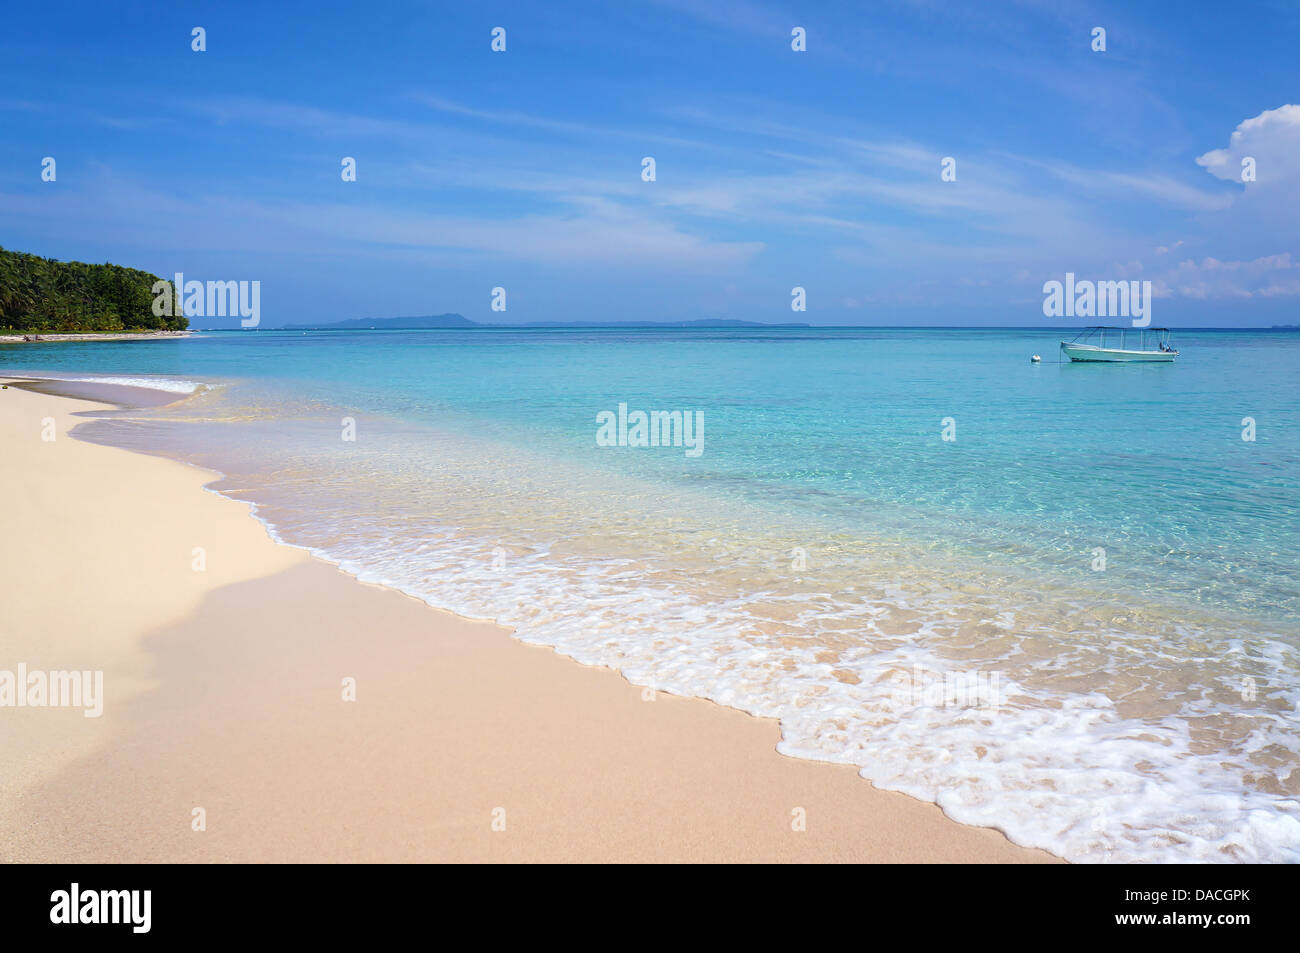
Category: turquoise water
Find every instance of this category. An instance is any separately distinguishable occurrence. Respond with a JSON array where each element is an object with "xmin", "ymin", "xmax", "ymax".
[{"xmin": 5, "ymin": 327, "xmax": 1299, "ymax": 861}]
